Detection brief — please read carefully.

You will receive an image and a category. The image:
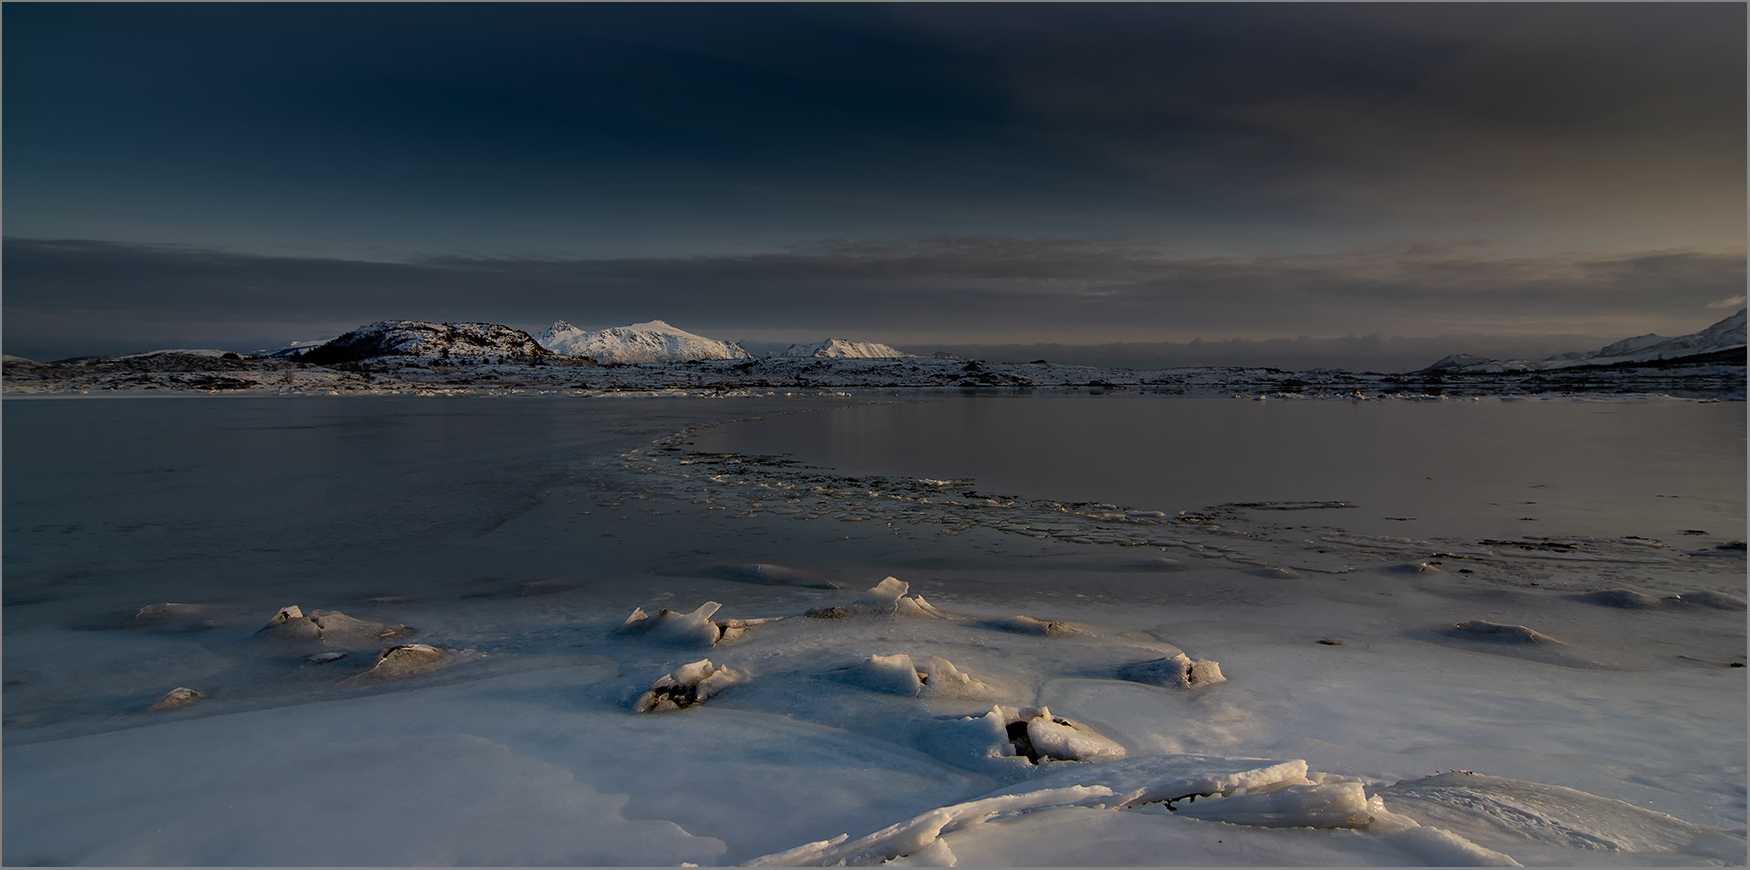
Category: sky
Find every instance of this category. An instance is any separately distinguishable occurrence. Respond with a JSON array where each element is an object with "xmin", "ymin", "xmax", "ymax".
[{"xmin": 4, "ymin": 3, "xmax": 1744, "ymax": 367}]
